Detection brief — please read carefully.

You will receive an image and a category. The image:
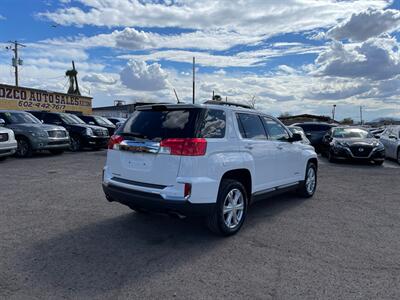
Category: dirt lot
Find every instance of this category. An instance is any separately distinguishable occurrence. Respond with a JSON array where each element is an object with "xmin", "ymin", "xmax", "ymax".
[{"xmin": 1, "ymin": 151, "xmax": 400, "ymax": 299}]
